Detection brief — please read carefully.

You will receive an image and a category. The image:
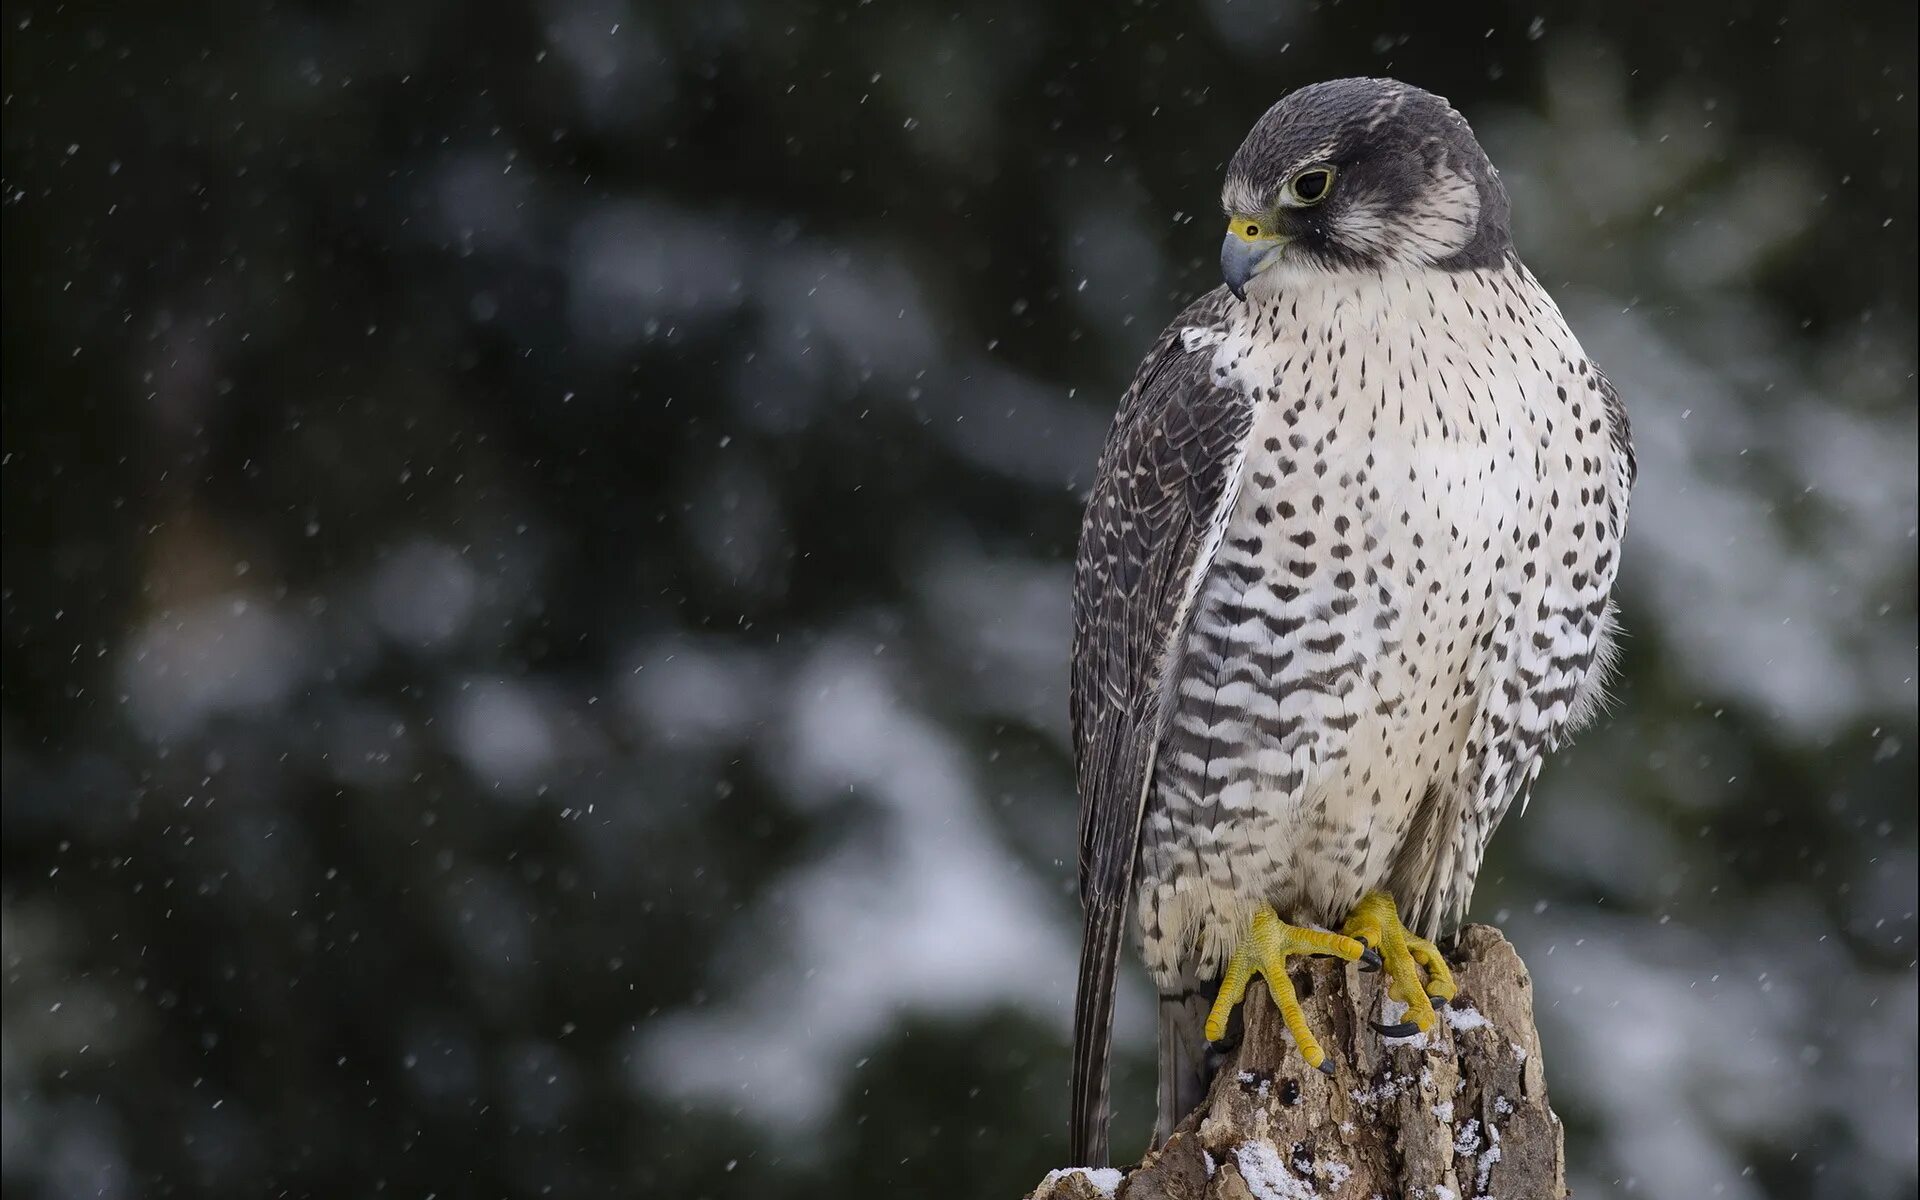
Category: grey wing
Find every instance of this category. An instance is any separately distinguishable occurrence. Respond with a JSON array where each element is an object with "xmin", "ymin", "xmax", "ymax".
[
  {"xmin": 1397, "ymin": 365, "xmax": 1635, "ymax": 938},
  {"xmin": 1068, "ymin": 288, "xmax": 1250, "ymax": 1166}
]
